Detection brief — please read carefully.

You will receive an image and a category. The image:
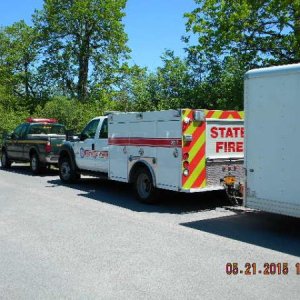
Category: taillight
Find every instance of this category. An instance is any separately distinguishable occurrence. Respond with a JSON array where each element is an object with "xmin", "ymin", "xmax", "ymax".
[
  {"xmin": 183, "ymin": 161, "xmax": 189, "ymax": 169},
  {"xmin": 182, "ymin": 122, "xmax": 188, "ymax": 132},
  {"xmin": 45, "ymin": 141, "xmax": 52, "ymax": 153},
  {"xmin": 183, "ymin": 152, "xmax": 189, "ymax": 160}
]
